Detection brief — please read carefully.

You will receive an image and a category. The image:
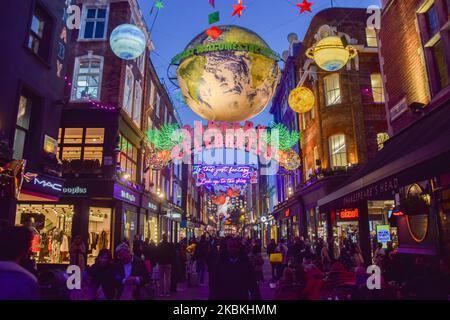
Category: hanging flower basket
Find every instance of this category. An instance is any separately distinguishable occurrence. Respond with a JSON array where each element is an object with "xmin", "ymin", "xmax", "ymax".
[{"xmin": 400, "ymin": 195, "xmax": 430, "ymax": 216}]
